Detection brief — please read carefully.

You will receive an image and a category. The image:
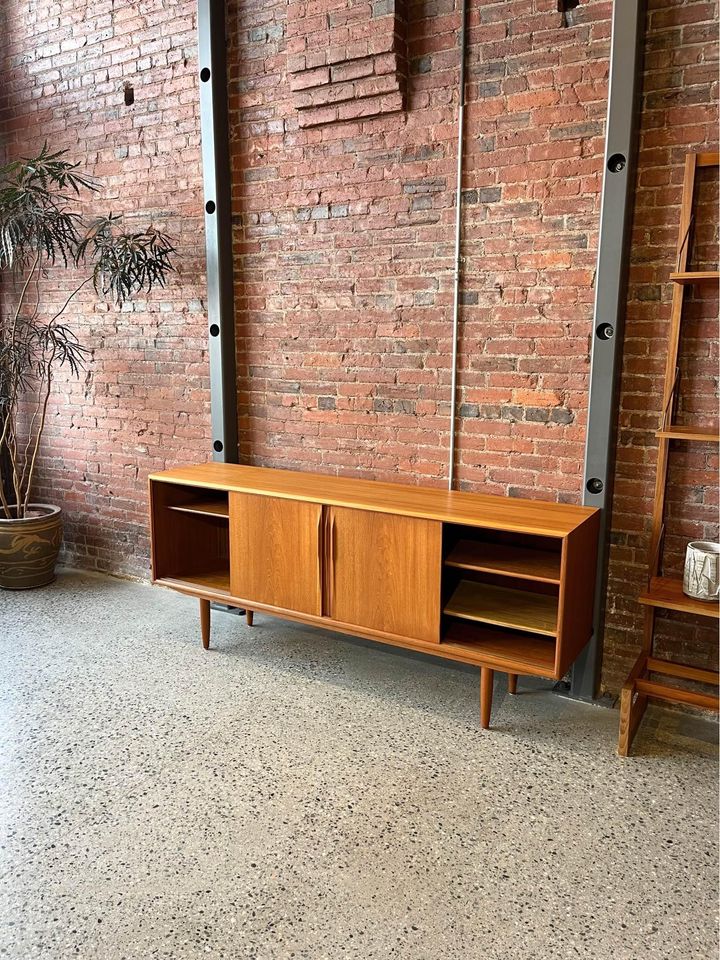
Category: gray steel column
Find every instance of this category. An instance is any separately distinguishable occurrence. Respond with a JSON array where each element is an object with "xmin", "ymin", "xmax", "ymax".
[
  {"xmin": 571, "ymin": 0, "xmax": 646, "ymax": 700},
  {"xmin": 197, "ymin": 0, "xmax": 238, "ymax": 463}
]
